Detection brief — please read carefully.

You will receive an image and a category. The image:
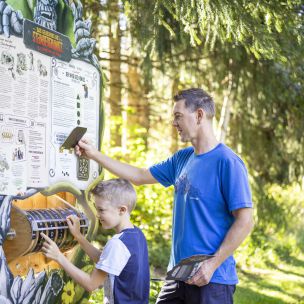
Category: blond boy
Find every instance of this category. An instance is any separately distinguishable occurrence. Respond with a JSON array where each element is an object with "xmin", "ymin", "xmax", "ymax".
[{"xmin": 42, "ymin": 178, "xmax": 150, "ymax": 304}]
